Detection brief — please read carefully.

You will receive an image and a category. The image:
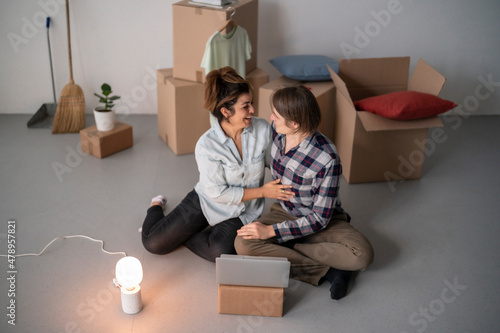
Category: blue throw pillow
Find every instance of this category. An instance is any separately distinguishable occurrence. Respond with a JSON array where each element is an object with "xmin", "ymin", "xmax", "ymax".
[{"xmin": 269, "ymin": 55, "xmax": 339, "ymax": 81}]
